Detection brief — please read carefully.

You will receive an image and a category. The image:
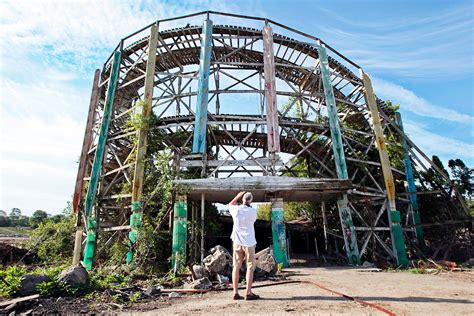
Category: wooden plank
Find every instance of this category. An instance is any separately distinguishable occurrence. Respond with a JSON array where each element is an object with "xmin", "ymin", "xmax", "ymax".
[
  {"xmin": 192, "ymin": 19, "xmax": 213, "ymax": 153},
  {"xmin": 73, "ymin": 69, "xmax": 100, "ymax": 214},
  {"xmin": 0, "ymin": 294, "xmax": 40, "ymax": 308},
  {"xmin": 180, "ymin": 158, "xmax": 282, "ymax": 167},
  {"xmin": 360, "ymin": 70, "xmax": 408, "ymax": 266},
  {"xmin": 82, "ymin": 51, "xmax": 121, "ymax": 271},
  {"xmin": 263, "ymin": 24, "xmax": 280, "ymax": 153},
  {"xmin": 317, "ymin": 43, "xmax": 360, "ymax": 265}
]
